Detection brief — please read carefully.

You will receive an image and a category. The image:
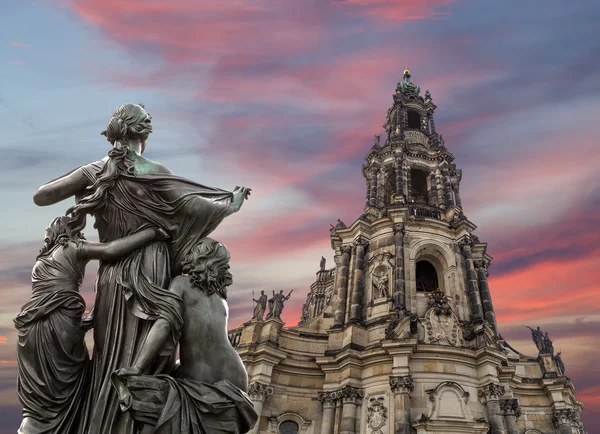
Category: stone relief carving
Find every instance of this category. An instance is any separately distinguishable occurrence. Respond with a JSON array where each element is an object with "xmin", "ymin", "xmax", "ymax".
[
  {"xmin": 366, "ymin": 396, "xmax": 388, "ymax": 434},
  {"xmin": 422, "ymin": 300, "xmax": 460, "ymax": 347},
  {"xmin": 500, "ymin": 398, "xmax": 521, "ymax": 419},
  {"xmin": 248, "ymin": 382, "xmax": 274, "ymax": 401}
]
